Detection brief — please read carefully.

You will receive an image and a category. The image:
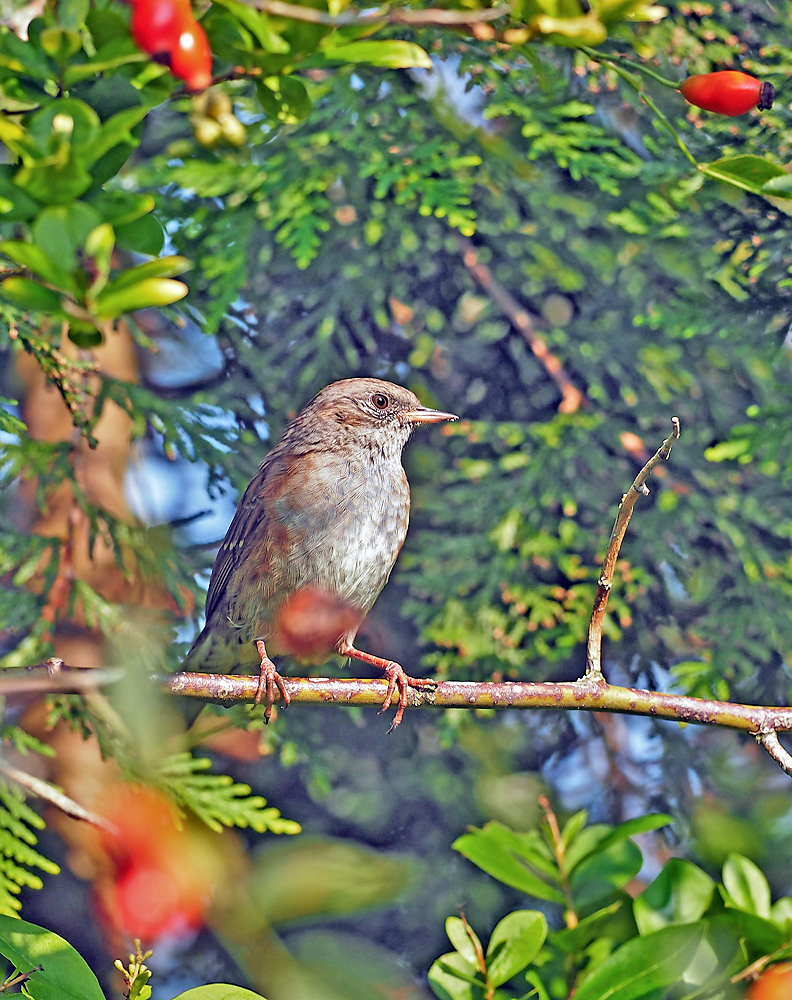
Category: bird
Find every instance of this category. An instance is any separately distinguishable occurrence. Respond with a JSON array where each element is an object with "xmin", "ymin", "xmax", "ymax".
[{"xmin": 180, "ymin": 377, "xmax": 457, "ymax": 729}]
